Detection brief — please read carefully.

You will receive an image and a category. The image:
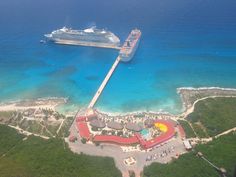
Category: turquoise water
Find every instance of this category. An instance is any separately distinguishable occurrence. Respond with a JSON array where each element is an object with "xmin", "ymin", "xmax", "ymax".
[
  {"xmin": 141, "ymin": 129, "xmax": 149, "ymax": 136},
  {"xmin": 0, "ymin": 0, "xmax": 236, "ymax": 114}
]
